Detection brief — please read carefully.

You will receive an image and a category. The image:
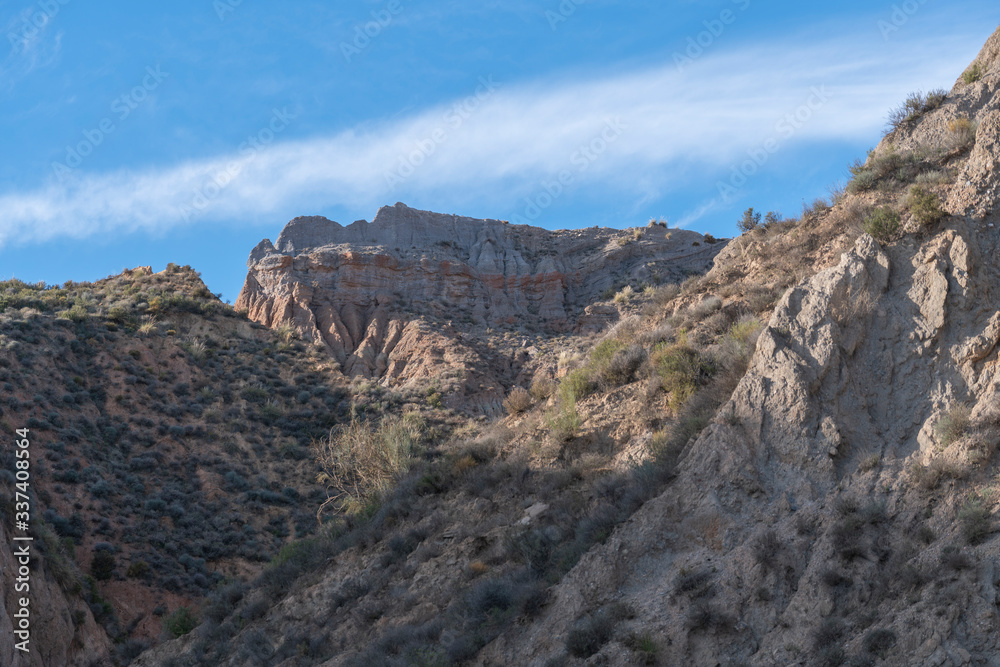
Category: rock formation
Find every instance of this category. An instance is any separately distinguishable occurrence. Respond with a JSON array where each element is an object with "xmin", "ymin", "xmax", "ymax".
[{"xmin": 237, "ymin": 203, "xmax": 724, "ymax": 413}]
